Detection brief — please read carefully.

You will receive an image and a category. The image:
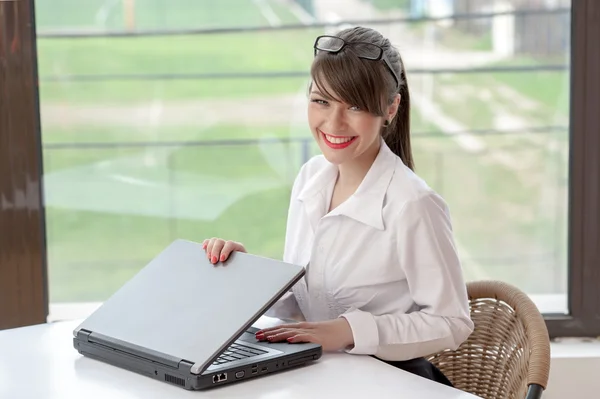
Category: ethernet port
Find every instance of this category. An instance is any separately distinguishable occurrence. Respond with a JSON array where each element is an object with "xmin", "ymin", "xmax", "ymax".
[{"xmin": 212, "ymin": 373, "xmax": 228, "ymax": 383}]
